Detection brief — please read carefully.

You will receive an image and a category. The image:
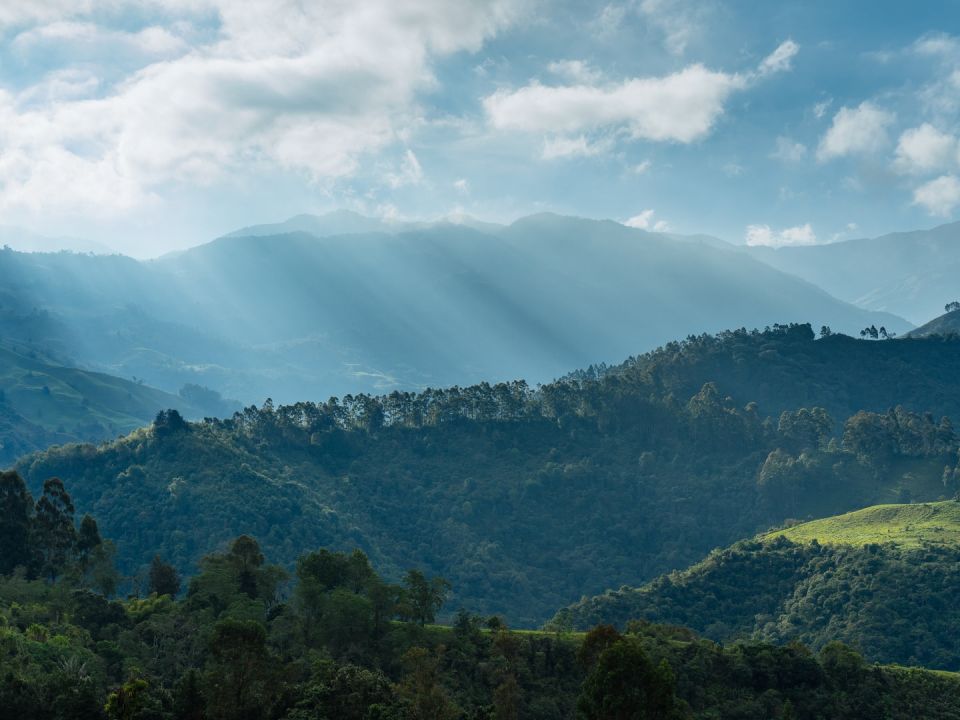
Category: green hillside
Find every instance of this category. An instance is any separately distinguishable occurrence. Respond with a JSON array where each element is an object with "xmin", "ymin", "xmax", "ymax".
[
  {"xmin": 2, "ymin": 474, "xmax": 960, "ymax": 720},
  {"xmin": 557, "ymin": 501, "xmax": 960, "ymax": 669},
  {"xmin": 766, "ymin": 501, "xmax": 960, "ymax": 548},
  {"xmin": 17, "ymin": 324, "xmax": 960, "ymax": 627},
  {"xmin": 0, "ymin": 342, "xmax": 235, "ymax": 466}
]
